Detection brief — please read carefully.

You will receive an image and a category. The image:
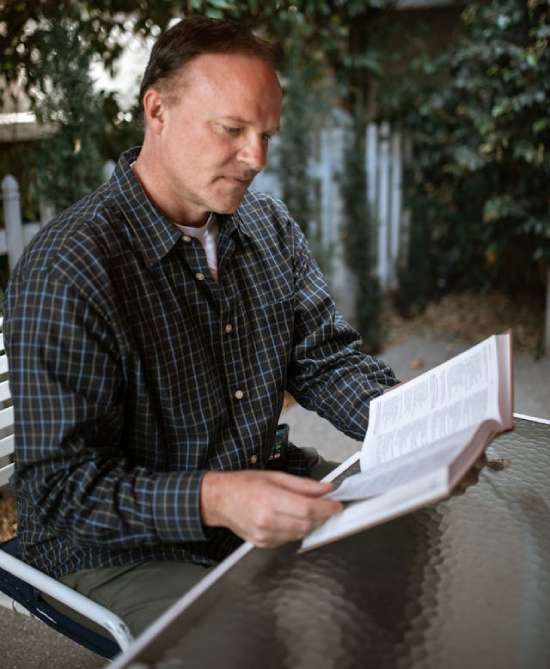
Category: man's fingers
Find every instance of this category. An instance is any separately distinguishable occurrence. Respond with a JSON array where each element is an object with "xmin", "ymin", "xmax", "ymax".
[
  {"xmin": 266, "ymin": 471, "xmax": 335, "ymax": 496},
  {"xmin": 473, "ymin": 453, "xmax": 488, "ymax": 470},
  {"xmin": 451, "ymin": 455, "xmax": 488, "ymax": 497},
  {"xmin": 249, "ymin": 507, "xmax": 339, "ymax": 548},
  {"xmin": 271, "ymin": 487, "xmax": 342, "ymax": 522},
  {"xmin": 251, "ymin": 520, "xmax": 318, "ymax": 548},
  {"xmin": 201, "ymin": 469, "xmax": 343, "ymax": 548},
  {"xmin": 246, "ymin": 478, "xmax": 343, "ymax": 546}
]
